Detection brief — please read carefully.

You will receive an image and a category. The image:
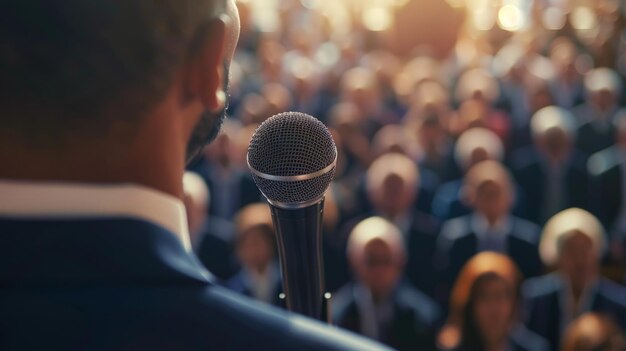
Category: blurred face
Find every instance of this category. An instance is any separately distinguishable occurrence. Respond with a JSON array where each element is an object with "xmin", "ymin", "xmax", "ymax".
[
  {"xmin": 473, "ymin": 180, "xmax": 511, "ymax": 222},
  {"xmin": 237, "ymin": 228, "xmax": 274, "ymax": 273},
  {"xmin": 591, "ymin": 90, "xmax": 617, "ymax": 112},
  {"xmin": 357, "ymin": 239, "xmax": 402, "ymax": 299},
  {"xmin": 538, "ymin": 127, "xmax": 571, "ymax": 160},
  {"xmin": 373, "ymin": 174, "xmax": 415, "ymax": 218},
  {"xmin": 472, "ymin": 276, "xmax": 516, "ymax": 342},
  {"xmin": 558, "ymin": 231, "xmax": 598, "ymax": 290}
]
